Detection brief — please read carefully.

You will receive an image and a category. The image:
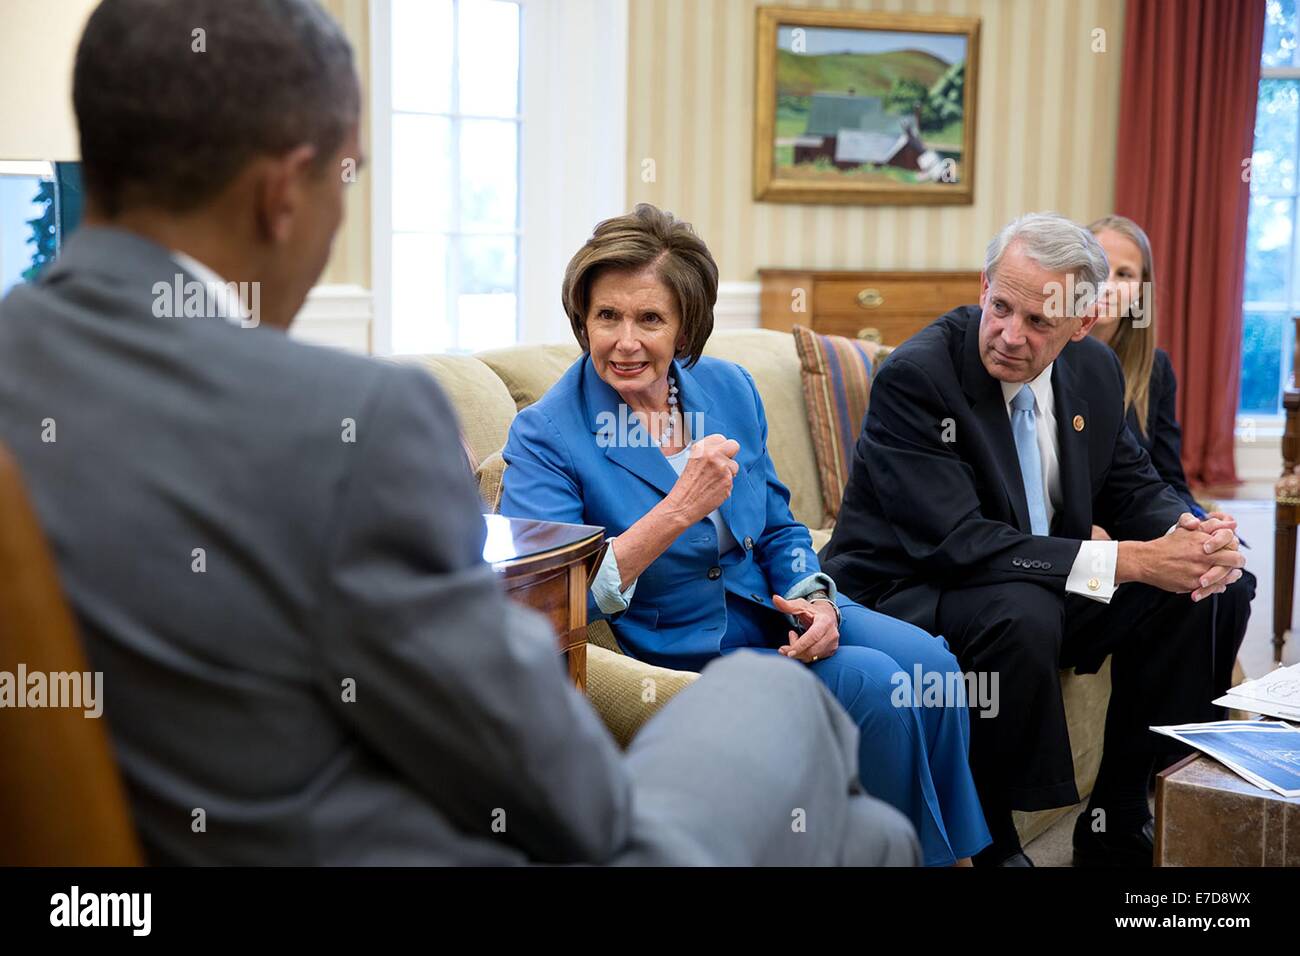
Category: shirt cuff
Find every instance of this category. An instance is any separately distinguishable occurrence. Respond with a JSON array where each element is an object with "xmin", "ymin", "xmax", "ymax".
[
  {"xmin": 782, "ymin": 571, "xmax": 840, "ymax": 629},
  {"xmin": 784, "ymin": 571, "xmax": 838, "ymax": 604},
  {"xmin": 1066, "ymin": 540, "xmax": 1118, "ymax": 603},
  {"xmin": 590, "ymin": 539, "xmax": 637, "ymax": 614}
]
